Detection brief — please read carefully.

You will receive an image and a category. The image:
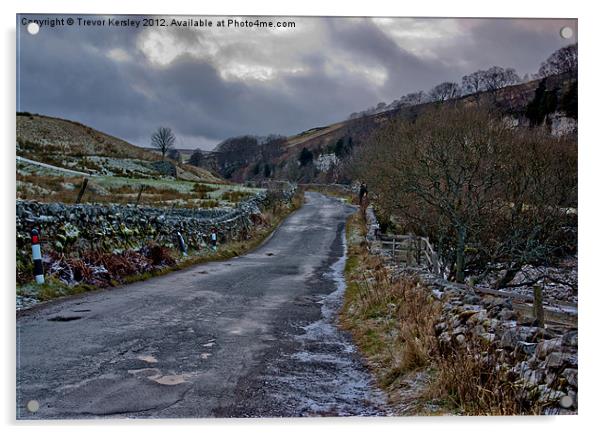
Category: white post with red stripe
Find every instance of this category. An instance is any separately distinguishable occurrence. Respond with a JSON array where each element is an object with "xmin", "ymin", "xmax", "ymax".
[
  {"xmin": 176, "ymin": 231, "xmax": 188, "ymax": 257},
  {"xmin": 31, "ymin": 228, "xmax": 44, "ymax": 284}
]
